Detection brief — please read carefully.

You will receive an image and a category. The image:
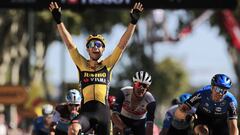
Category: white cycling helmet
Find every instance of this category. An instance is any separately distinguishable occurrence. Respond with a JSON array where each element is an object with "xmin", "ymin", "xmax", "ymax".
[
  {"xmin": 132, "ymin": 71, "xmax": 152, "ymax": 85},
  {"xmin": 65, "ymin": 89, "xmax": 82, "ymax": 104},
  {"xmin": 42, "ymin": 104, "xmax": 54, "ymax": 115}
]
